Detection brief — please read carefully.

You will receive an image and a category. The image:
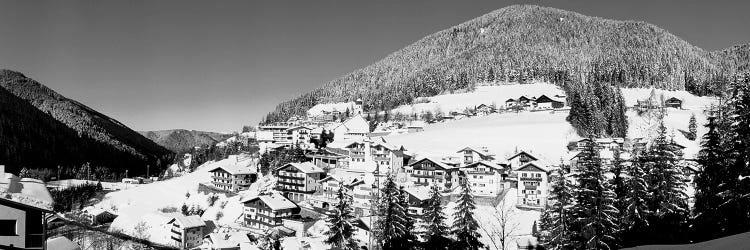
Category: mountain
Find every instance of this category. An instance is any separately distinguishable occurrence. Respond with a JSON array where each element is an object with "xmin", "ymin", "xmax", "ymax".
[
  {"xmin": 0, "ymin": 70, "xmax": 173, "ymax": 175},
  {"xmin": 263, "ymin": 4, "xmax": 749, "ymax": 123},
  {"xmin": 139, "ymin": 129, "xmax": 233, "ymax": 153}
]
